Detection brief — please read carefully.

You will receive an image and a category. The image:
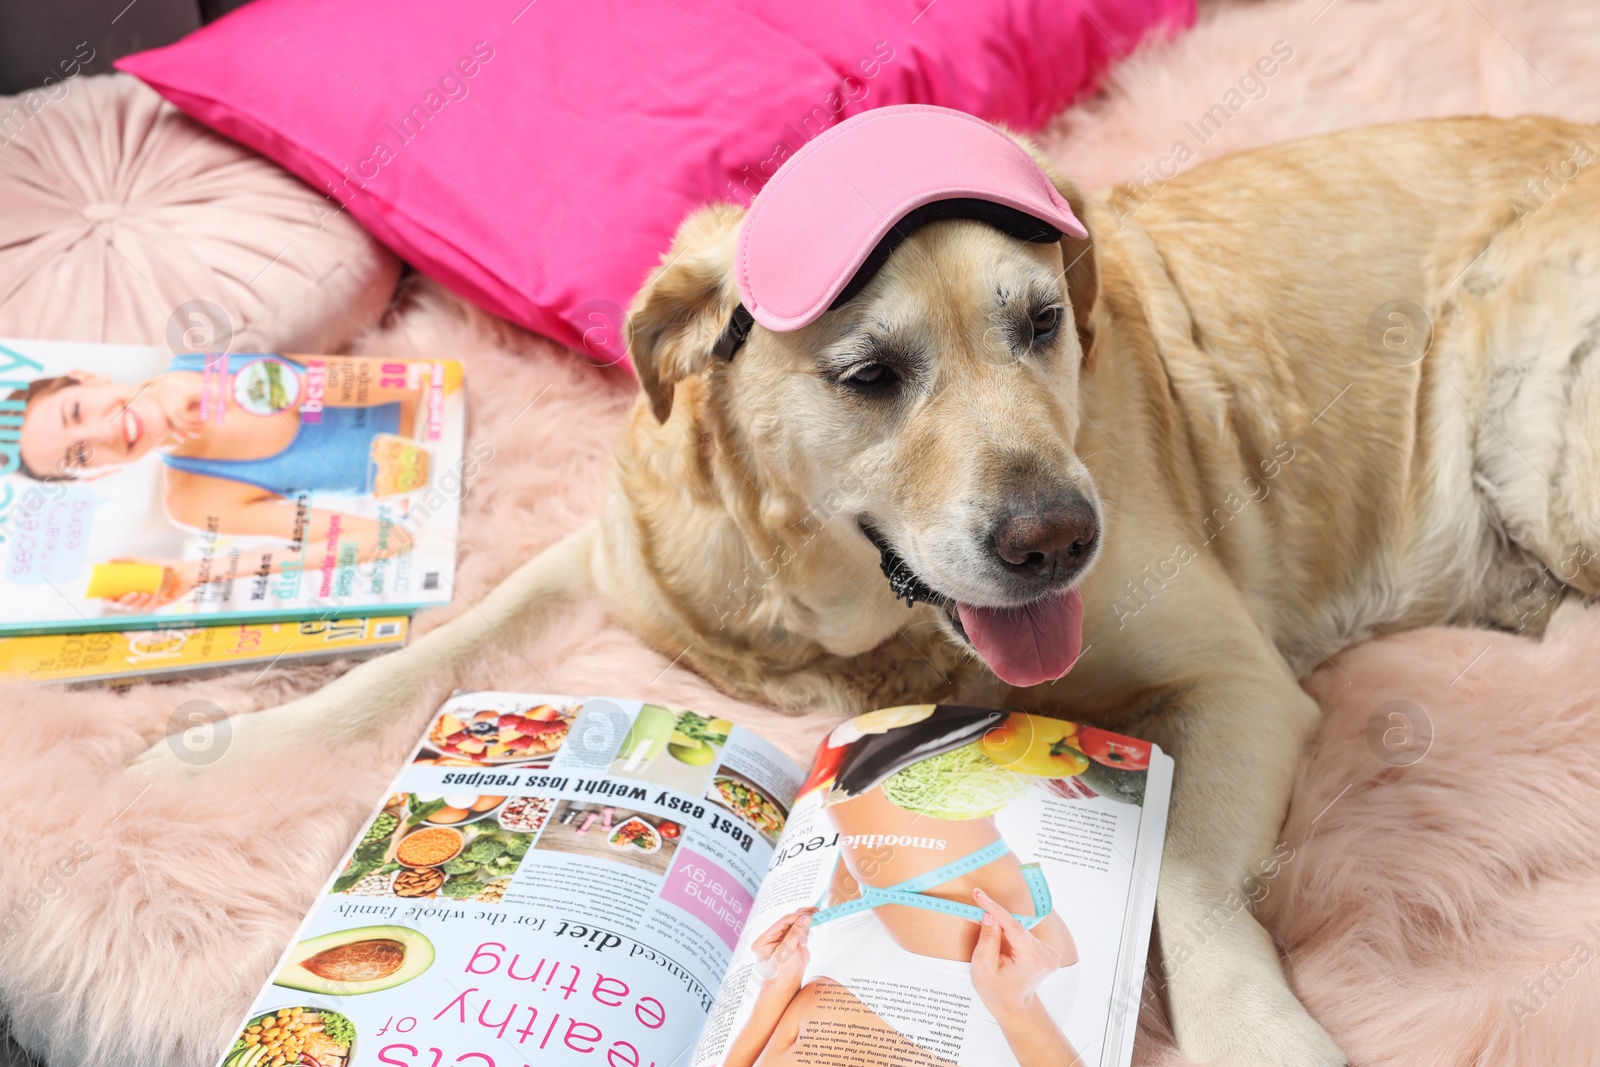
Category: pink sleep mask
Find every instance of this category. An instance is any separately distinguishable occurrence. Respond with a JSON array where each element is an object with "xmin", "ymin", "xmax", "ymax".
[{"xmin": 716, "ymin": 104, "xmax": 1087, "ymax": 357}]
